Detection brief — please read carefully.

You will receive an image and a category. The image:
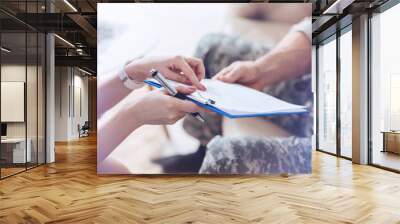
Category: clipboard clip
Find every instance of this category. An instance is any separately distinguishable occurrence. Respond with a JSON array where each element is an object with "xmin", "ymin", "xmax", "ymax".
[
  {"xmin": 196, "ymin": 92, "xmax": 216, "ymax": 105},
  {"xmin": 145, "ymin": 78, "xmax": 216, "ymax": 105}
]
